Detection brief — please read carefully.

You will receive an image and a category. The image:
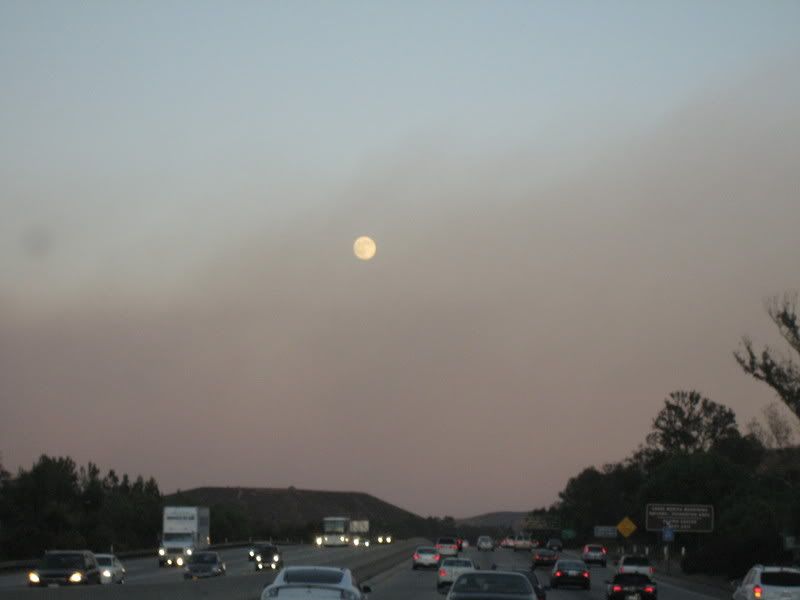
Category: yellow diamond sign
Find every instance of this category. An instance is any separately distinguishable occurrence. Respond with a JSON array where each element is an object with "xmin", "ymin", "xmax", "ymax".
[{"xmin": 617, "ymin": 517, "xmax": 637, "ymax": 538}]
